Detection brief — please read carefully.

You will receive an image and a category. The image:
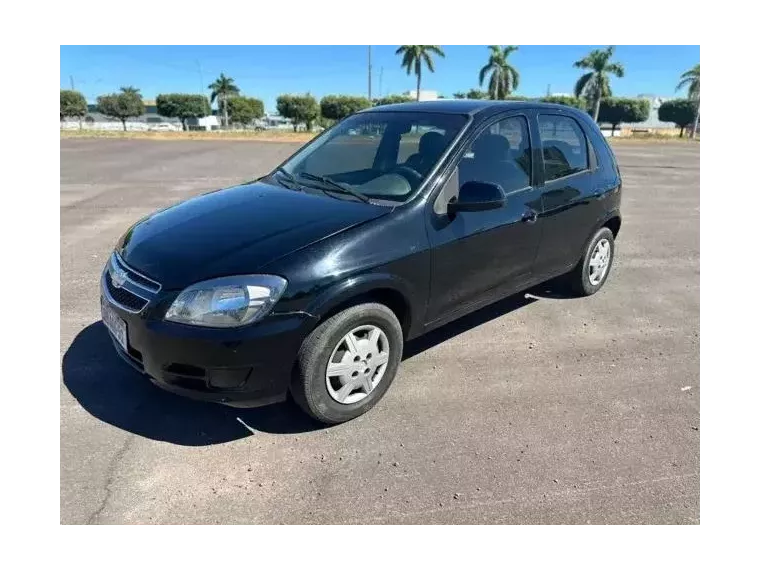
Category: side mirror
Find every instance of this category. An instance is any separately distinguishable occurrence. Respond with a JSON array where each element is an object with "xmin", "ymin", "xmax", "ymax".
[{"xmin": 448, "ymin": 181, "xmax": 505, "ymax": 214}]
